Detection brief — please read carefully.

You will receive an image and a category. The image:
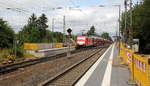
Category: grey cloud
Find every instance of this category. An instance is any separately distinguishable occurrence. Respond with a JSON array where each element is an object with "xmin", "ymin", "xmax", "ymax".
[{"xmin": 0, "ymin": 0, "xmax": 124, "ymax": 35}]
